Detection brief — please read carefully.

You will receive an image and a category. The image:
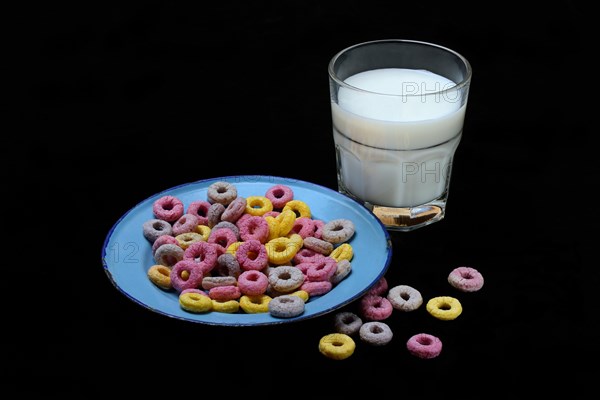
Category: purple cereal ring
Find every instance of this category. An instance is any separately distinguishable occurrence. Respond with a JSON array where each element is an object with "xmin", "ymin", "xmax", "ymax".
[
  {"xmin": 208, "ymin": 228, "xmax": 238, "ymax": 254},
  {"xmin": 207, "ymin": 202, "xmax": 225, "ymax": 228},
  {"xmin": 221, "ymin": 196, "xmax": 247, "ymax": 223},
  {"xmin": 151, "ymin": 234, "xmax": 179, "ymax": 255},
  {"xmin": 153, "ymin": 195, "xmax": 184, "ymax": 222},
  {"xmin": 367, "ymin": 276, "xmax": 388, "ymax": 296},
  {"xmin": 290, "ymin": 217, "xmax": 315, "ymax": 239},
  {"xmin": 207, "ymin": 181, "xmax": 238, "ymax": 206},
  {"xmin": 183, "ymin": 241, "xmax": 218, "ymax": 274},
  {"xmin": 306, "ymin": 257, "xmax": 338, "ymax": 282},
  {"xmin": 448, "ymin": 266, "xmax": 484, "ymax": 292},
  {"xmin": 238, "ymin": 215, "xmax": 270, "ymax": 243},
  {"xmin": 208, "ymin": 285, "xmax": 241, "ymax": 301},
  {"xmin": 265, "ymin": 184, "xmax": 294, "ymax": 209},
  {"xmin": 170, "ymin": 260, "xmax": 204, "ymax": 292},
  {"xmin": 187, "ymin": 200, "xmax": 211, "ymax": 226},
  {"xmin": 236, "ymin": 239, "xmax": 268, "ymax": 271},
  {"xmin": 359, "ymin": 294, "xmax": 393, "ymax": 321},
  {"xmin": 406, "ymin": 333, "xmax": 443, "ymax": 359},
  {"xmin": 153, "ymin": 243, "xmax": 184, "ymax": 267},
  {"xmin": 214, "ymin": 253, "xmax": 241, "ymax": 278},
  {"xmin": 237, "ymin": 270, "xmax": 269, "ymax": 296},
  {"xmin": 201, "ymin": 276, "xmax": 237, "ymax": 290},
  {"xmin": 300, "ymin": 280, "xmax": 332, "ymax": 296},
  {"xmin": 333, "ymin": 311, "xmax": 363, "ymax": 336},
  {"xmin": 143, "ymin": 219, "xmax": 173, "ymax": 243},
  {"xmin": 211, "ymin": 221, "xmax": 240, "ymax": 240},
  {"xmin": 292, "ymin": 248, "xmax": 326, "ymax": 265},
  {"xmin": 172, "ymin": 213, "xmax": 200, "ymax": 236},
  {"xmin": 302, "ymin": 236, "xmax": 333, "ymax": 256}
]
